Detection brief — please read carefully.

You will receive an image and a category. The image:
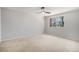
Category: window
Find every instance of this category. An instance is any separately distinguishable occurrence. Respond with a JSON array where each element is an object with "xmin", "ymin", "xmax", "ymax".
[{"xmin": 50, "ymin": 16, "xmax": 64, "ymax": 27}]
